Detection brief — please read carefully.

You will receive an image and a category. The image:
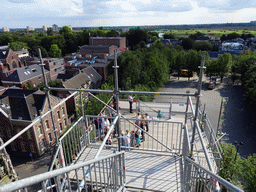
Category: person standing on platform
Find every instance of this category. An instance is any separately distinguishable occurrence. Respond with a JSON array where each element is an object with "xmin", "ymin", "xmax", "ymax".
[
  {"xmin": 112, "ymin": 93, "xmax": 117, "ymax": 110},
  {"xmin": 145, "ymin": 113, "xmax": 150, "ymax": 132},
  {"xmin": 128, "ymin": 94, "xmax": 134, "ymax": 113},
  {"xmin": 157, "ymin": 110, "xmax": 162, "ymax": 119}
]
